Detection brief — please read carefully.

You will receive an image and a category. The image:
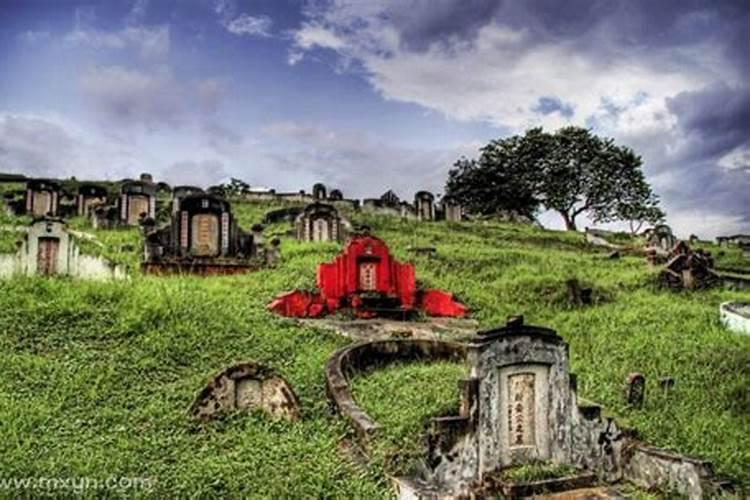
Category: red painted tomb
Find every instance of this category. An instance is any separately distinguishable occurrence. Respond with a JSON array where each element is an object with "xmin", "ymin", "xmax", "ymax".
[{"xmin": 268, "ymin": 235, "xmax": 467, "ymax": 318}]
